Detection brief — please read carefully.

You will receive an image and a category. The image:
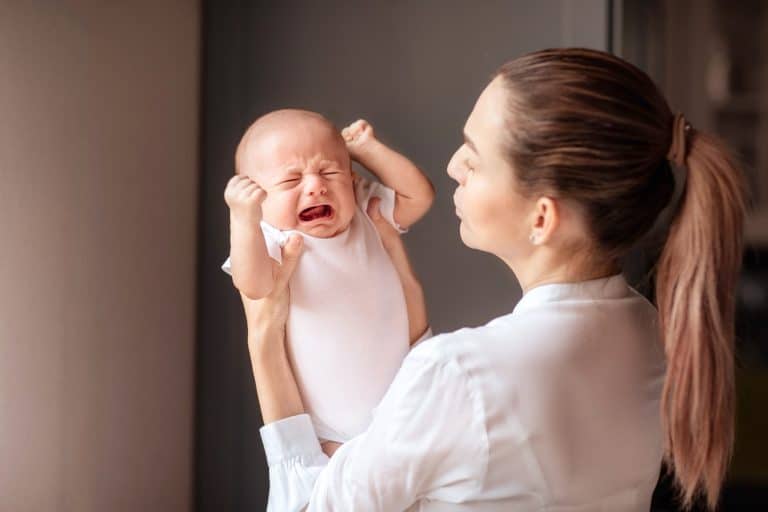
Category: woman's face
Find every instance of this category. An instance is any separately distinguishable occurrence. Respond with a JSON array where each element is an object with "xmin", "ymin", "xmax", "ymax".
[{"xmin": 447, "ymin": 77, "xmax": 536, "ymax": 263}]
